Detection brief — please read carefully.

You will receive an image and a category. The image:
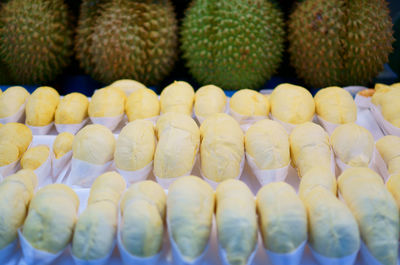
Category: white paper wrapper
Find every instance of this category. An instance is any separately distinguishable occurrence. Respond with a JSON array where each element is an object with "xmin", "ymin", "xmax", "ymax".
[
  {"xmin": 0, "ymin": 160, "xmax": 19, "ymax": 181},
  {"xmin": 34, "ymin": 151, "xmax": 53, "ymax": 188},
  {"xmin": 65, "ymin": 158, "xmax": 112, "ymax": 188},
  {"xmin": 55, "ymin": 118, "xmax": 89, "ymax": 135},
  {"xmin": 229, "ymin": 108, "xmax": 267, "ymax": 132},
  {"xmin": 355, "ymin": 94, "xmax": 372, "ymax": 109},
  {"xmin": 18, "ymin": 229, "xmax": 64, "ymax": 265},
  {"xmin": 144, "ymin": 116, "xmax": 159, "ymax": 126},
  {"xmin": 116, "ymin": 161, "xmax": 153, "ymax": 186},
  {"xmin": 26, "ymin": 122, "xmax": 54, "ymax": 135},
  {"xmin": 309, "ymin": 245, "xmax": 358, "ymax": 265},
  {"xmin": 218, "ymin": 234, "xmax": 258, "ymax": 265},
  {"xmin": 265, "ymin": 241, "xmax": 306, "ymax": 265},
  {"xmin": 0, "ymin": 102, "xmax": 26, "ymax": 124},
  {"xmin": 343, "ymin": 86, "xmax": 368, "ymax": 96},
  {"xmin": 0, "ymin": 239, "xmax": 18, "ymax": 264},
  {"xmin": 334, "ymin": 147, "xmax": 377, "ymax": 176},
  {"xmin": 316, "ymin": 115, "xmax": 342, "ymax": 135},
  {"xmin": 370, "ymin": 104, "xmax": 400, "ymax": 137},
  {"xmin": 71, "ymin": 241, "xmax": 116, "ymax": 265},
  {"xmin": 90, "ymin": 114, "xmax": 124, "ymax": 131},
  {"xmin": 52, "ymin": 150, "xmax": 72, "ymax": 180},
  {"xmin": 200, "ymin": 155, "xmax": 245, "ymax": 189},
  {"xmin": 246, "ymin": 153, "xmax": 289, "ymax": 186},
  {"xmin": 360, "ymin": 241, "xmax": 387, "ymax": 265}
]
